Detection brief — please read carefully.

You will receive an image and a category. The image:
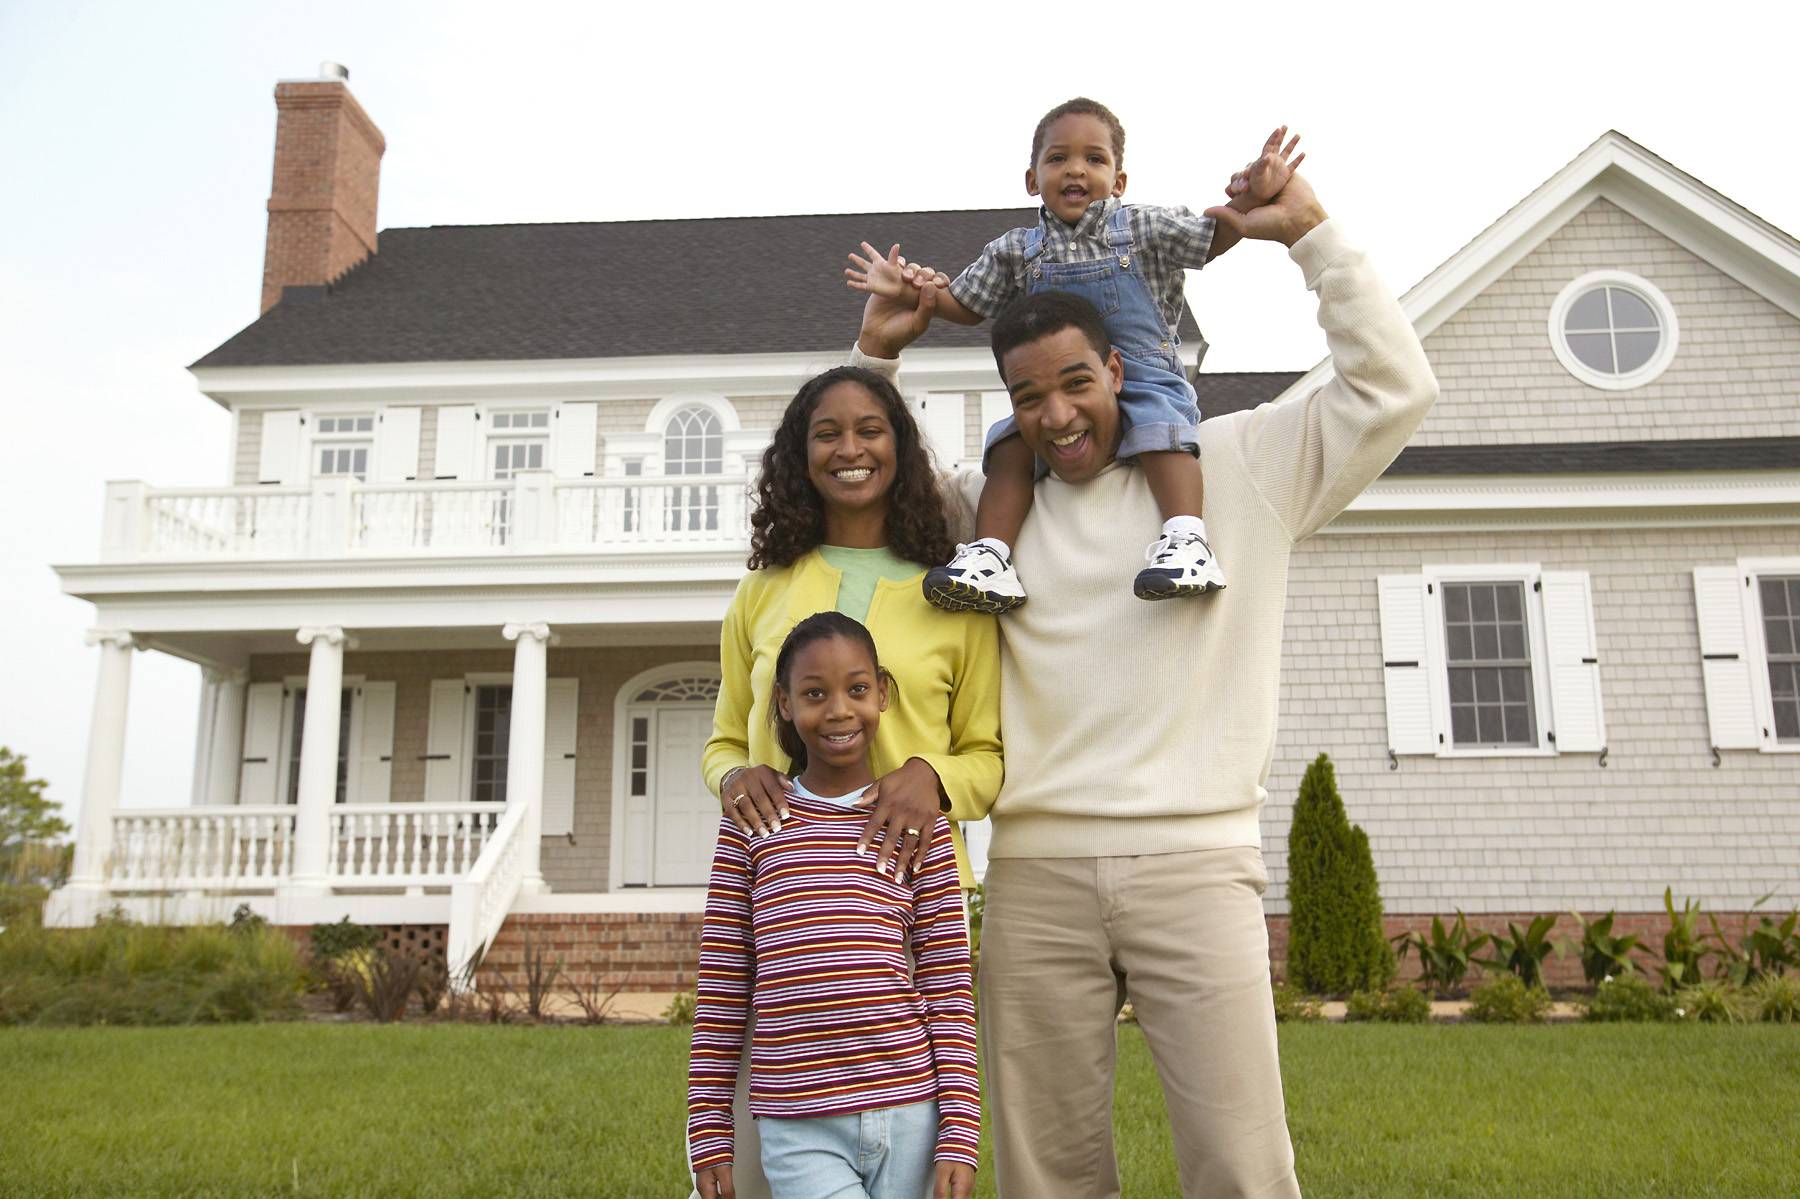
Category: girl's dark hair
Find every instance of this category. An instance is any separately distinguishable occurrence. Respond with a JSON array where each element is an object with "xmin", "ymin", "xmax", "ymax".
[
  {"xmin": 746, "ymin": 366, "xmax": 956, "ymax": 571},
  {"xmin": 770, "ymin": 611, "xmax": 886, "ymax": 775}
]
